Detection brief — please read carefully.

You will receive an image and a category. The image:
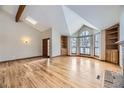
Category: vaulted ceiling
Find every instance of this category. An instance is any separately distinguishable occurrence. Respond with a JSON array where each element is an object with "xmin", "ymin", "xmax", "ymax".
[
  {"xmin": 67, "ymin": 5, "xmax": 121, "ymax": 30},
  {"xmin": 23, "ymin": 5, "xmax": 70, "ymax": 35},
  {"xmin": 0, "ymin": 5, "xmax": 121, "ymax": 36}
]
